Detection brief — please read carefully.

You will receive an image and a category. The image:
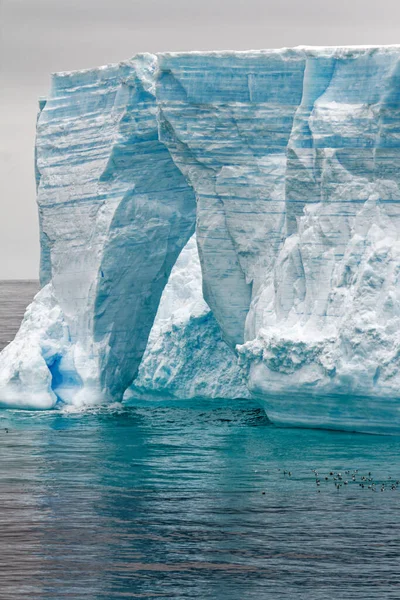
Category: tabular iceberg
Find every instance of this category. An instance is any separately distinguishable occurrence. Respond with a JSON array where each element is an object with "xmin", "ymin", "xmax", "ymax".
[{"xmin": 1, "ymin": 46, "xmax": 400, "ymax": 433}]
